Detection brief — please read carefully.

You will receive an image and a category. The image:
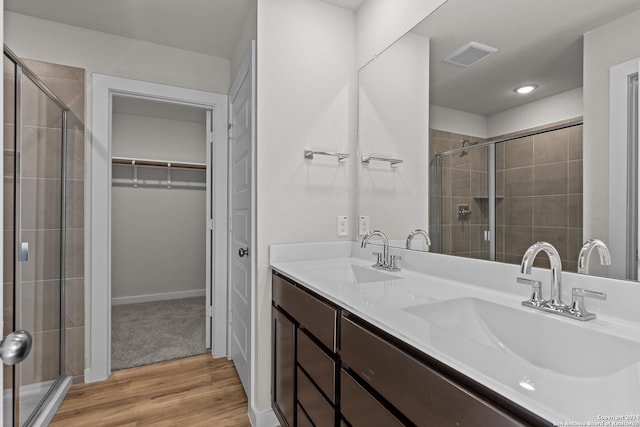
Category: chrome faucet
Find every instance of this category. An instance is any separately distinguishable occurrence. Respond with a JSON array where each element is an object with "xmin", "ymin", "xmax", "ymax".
[
  {"xmin": 577, "ymin": 239, "xmax": 611, "ymax": 274},
  {"xmin": 518, "ymin": 241, "xmax": 607, "ymax": 321},
  {"xmin": 406, "ymin": 229, "xmax": 431, "ymax": 250},
  {"xmin": 361, "ymin": 230, "xmax": 399, "ymax": 271},
  {"xmin": 520, "ymin": 241, "xmax": 565, "ymax": 309}
]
